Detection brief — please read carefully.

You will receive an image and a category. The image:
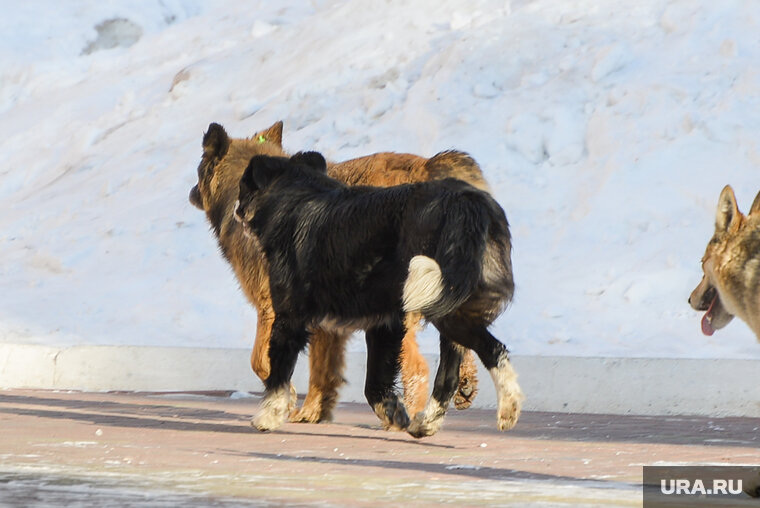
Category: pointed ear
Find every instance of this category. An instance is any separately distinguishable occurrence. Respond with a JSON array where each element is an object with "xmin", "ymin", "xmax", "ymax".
[
  {"xmin": 749, "ymin": 190, "xmax": 760, "ymax": 217},
  {"xmin": 256, "ymin": 121, "xmax": 283, "ymax": 147},
  {"xmin": 244, "ymin": 155, "xmax": 285, "ymax": 191},
  {"xmin": 716, "ymin": 185, "xmax": 740, "ymax": 232},
  {"xmin": 291, "ymin": 151, "xmax": 327, "ymax": 173},
  {"xmin": 203, "ymin": 123, "xmax": 230, "ymax": 159},
  {"xmin": 239, "ymin": 160, "xmax": 259, "ymax": 196}
]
